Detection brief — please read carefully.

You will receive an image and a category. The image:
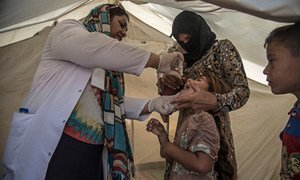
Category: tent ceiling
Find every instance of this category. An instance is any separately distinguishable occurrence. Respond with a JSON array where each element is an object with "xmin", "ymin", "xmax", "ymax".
[
  {"xmin": 0, "ymin": 0, "xmax": 299, "ymax": 30},
  {"xmin": 199, "ymin": 0, "xmax": 300, "ymax": 22},
  {"xmin": 131, "ymin": 0, "xmax": 300, "ymax": 22},
  {"xmin": 0, "ymin": 0, "xmax": 82, "ymax": 29}
]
